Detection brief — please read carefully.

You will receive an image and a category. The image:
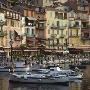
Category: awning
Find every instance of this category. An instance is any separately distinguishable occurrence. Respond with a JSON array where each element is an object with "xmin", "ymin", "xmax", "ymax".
[{"xmin": 27, "ymin": 17, "xmax": 37, "ymax": 21}]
